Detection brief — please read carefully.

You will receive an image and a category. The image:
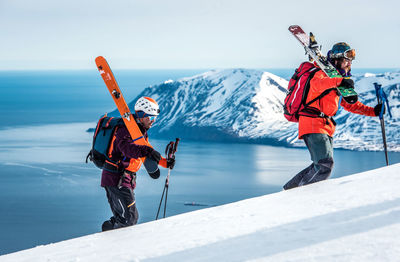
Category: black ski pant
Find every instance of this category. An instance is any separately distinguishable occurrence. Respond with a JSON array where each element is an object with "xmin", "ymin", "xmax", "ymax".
[
  {"xmin": 283, "ymin": 133, "xmax": 334, "ymax": 190},
  {"xmin": 103, "ymin": 186, "xmax": 138, "ymax": 230}
]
